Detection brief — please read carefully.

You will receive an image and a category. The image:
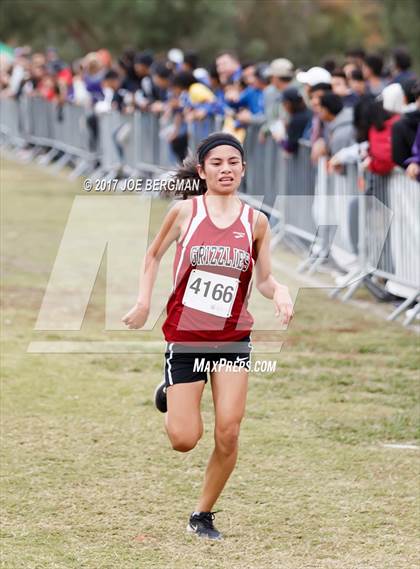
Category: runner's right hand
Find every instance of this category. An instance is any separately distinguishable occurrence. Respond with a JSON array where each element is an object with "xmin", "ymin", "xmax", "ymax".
[{"xmin": 121, "ymin": 302, "xmax": 150, "ymax": 329}]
